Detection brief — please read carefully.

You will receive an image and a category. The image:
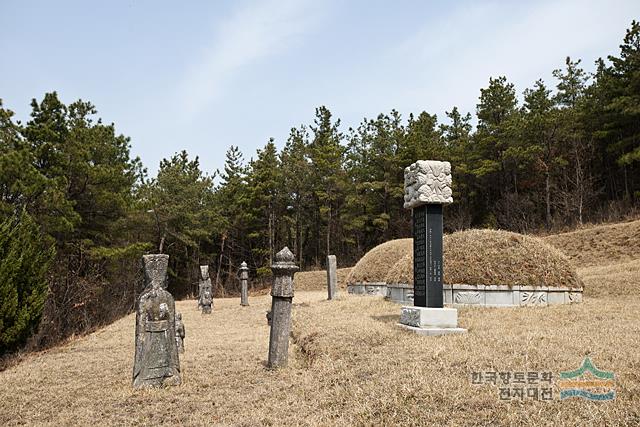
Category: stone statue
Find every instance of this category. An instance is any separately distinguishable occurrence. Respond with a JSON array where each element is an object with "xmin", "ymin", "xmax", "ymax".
[
  {"xmin": 198, "ymin": 265, "xmax": 213, "ymax": 312},
  {"xmin": 201, "ymin": 288, "xmax": 212, "ymax": 314},
  {"xmin": 133, "ymin": 254, "xmax": 181, "ymax": 388},
  {"xmin": 175, "ymin": 312, "xmax": 185, "ymax": 354}
]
